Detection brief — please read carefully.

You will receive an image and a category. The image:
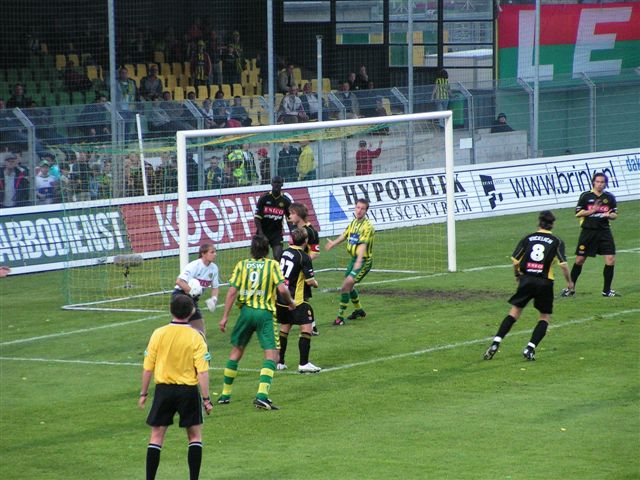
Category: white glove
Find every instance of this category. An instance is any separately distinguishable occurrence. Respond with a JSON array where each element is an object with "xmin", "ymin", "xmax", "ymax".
[{"xmin": 205, "ymin": 297, "xmax": 217, "ymax": 313}]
